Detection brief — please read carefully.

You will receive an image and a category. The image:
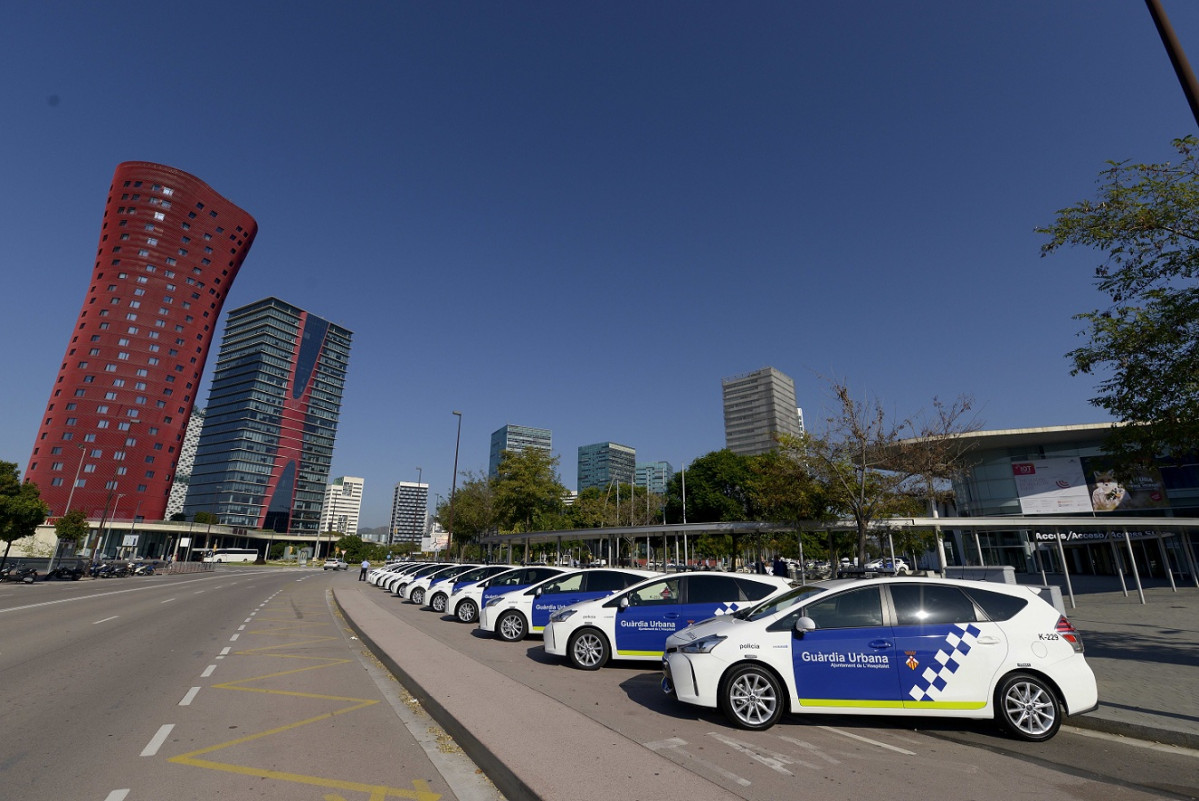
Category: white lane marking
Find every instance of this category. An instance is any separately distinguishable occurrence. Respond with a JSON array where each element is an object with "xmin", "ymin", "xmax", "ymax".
[
  {"xmin": 776, "ymin": 735, "xmax": 842, "ymax": 764},
  {"xmin": 161, "ymin": 597, "xmax": 175, "ymax": 604},
  {"xmin": 244, "ymin": 618, "xmax": 253, "ymax": 623},
  {"xmin": 817, "ymin": 726, "xmax": 917, "ymax": 755},
  {"xmin": 179, "ymin": 687, "xmax": 201, "ymax": 706},
  {"xmin": 1064, "ymin": 724, "xmax": 1199, "ymax": 757},
  {"xmin": 104, "ymin": 790, "xmax": 130, "ymax": 801},
  {"xmin": 645, "ymin": 737, "xmax": 752, "ymax": 787},
  {"xmin": 237, "ymin": 624, "xmax": 246, "ymax": 631},
  {"xmin": 708, "ymin": 731, "xmax": 811, "ymax": 773},
  {"xmin": 93, "ymin": 616, "xmax": 119, "ymax": 625},
  {"xmin": 140, "ymin": 724, "xmax": 174, "ymax": 756},
  {"xmin": 0, "ymin": 573, "xmax": 247, "ymax": 614},
  {"xmin": 218, "ymin": 646, "xmax": 231, "ymax": 657},
  {"xmin": 201, "ymin": 665, "xmax": 216, "ymax": 678},
  {"xmin": 229, "ymin": 633, "xmax": 239, "ymax": 641}
]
